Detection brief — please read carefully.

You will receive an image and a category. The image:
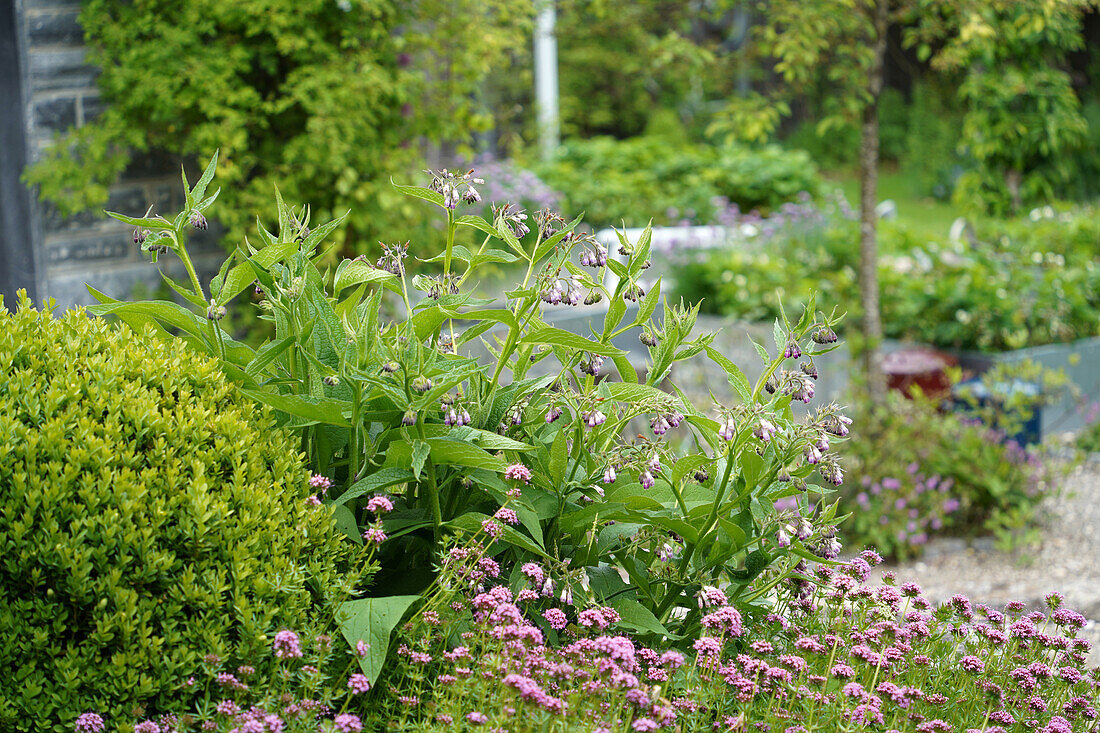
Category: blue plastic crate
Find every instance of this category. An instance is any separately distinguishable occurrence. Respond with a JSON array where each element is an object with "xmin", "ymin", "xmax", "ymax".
[{"xmin": 950, "ymin": 378, "xmax": 1042, "ymax": 445}]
